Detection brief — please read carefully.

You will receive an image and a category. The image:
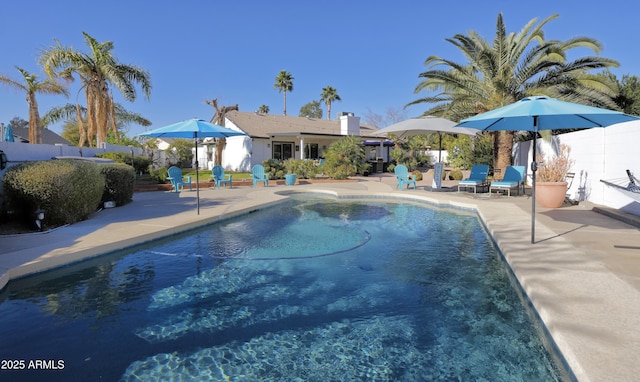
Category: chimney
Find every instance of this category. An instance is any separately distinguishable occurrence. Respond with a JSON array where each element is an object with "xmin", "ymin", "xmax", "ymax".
[{"xmin": 340, "ymin": 112, "xmax": 360, "ymax": 136}]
